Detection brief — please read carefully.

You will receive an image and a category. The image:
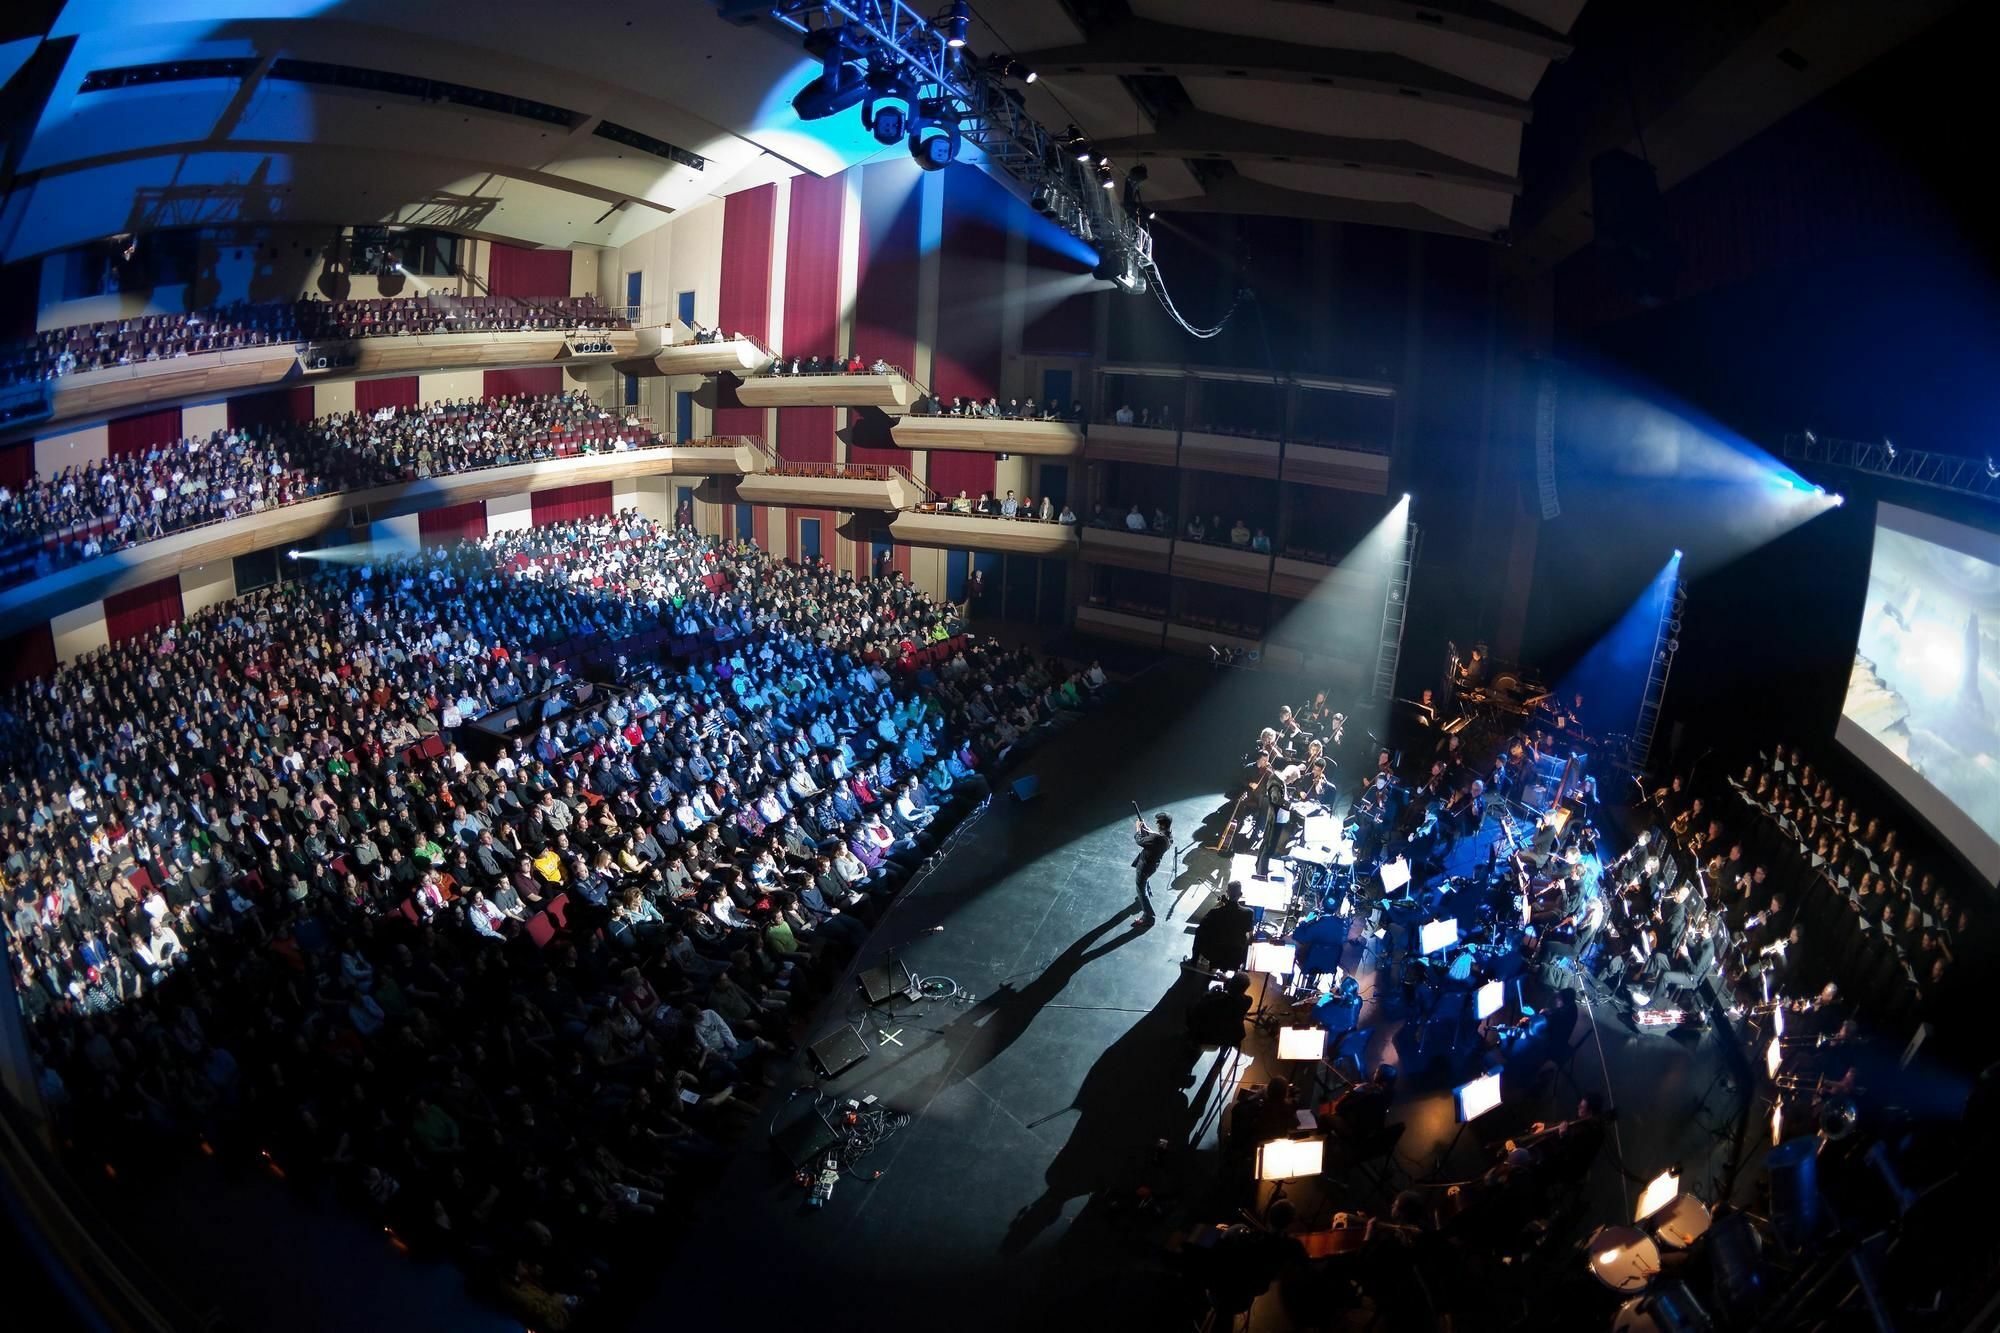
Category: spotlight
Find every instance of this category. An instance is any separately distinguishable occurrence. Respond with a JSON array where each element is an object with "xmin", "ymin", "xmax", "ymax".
[
  {"xmin": 1804, "ymin": 428, "xmax": 1816, "ymax": 445},
  {"xmin": 1672, "ymin": 548, "xmax": 1682, "ymax": 558},
  {"xmin": 1401, "ymin": 493, "xmax": 1411, "ymax": 503},
  {"xmin": 1096, "ymin": 159, "xmax": 1115, "ymax": 190},
  {"xmin": 1987, "ymin": 457, "xmax": 1999, "ymax": 479},
  {"xmin": 908, "ymin": 119, "xmax": 960, "ymax": 170},
  {"xmin": 939, "ymin": 0, "xmax": 969, "ymax": 48},
  {"xmin": 286, "ymin": 549, "xmax": 301, "ymax": 561},
  {"xmin": 1832, "ymin": 493, "xmax": 1846, "ymax": 506},
  {"xmin": 988, "ymin": 55, "xmax": 1036, "ymax": 83},
  {"xmin": 867, "ymin": 100, "xmax": 908, "ymax": 145},
  {"xmin": 1883, "ymin": 435, "xmax": 1896, "ymax": 461},
  {"xmin": 793, "ymin": 27, "xmax": 868, "ymax": 120}
]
